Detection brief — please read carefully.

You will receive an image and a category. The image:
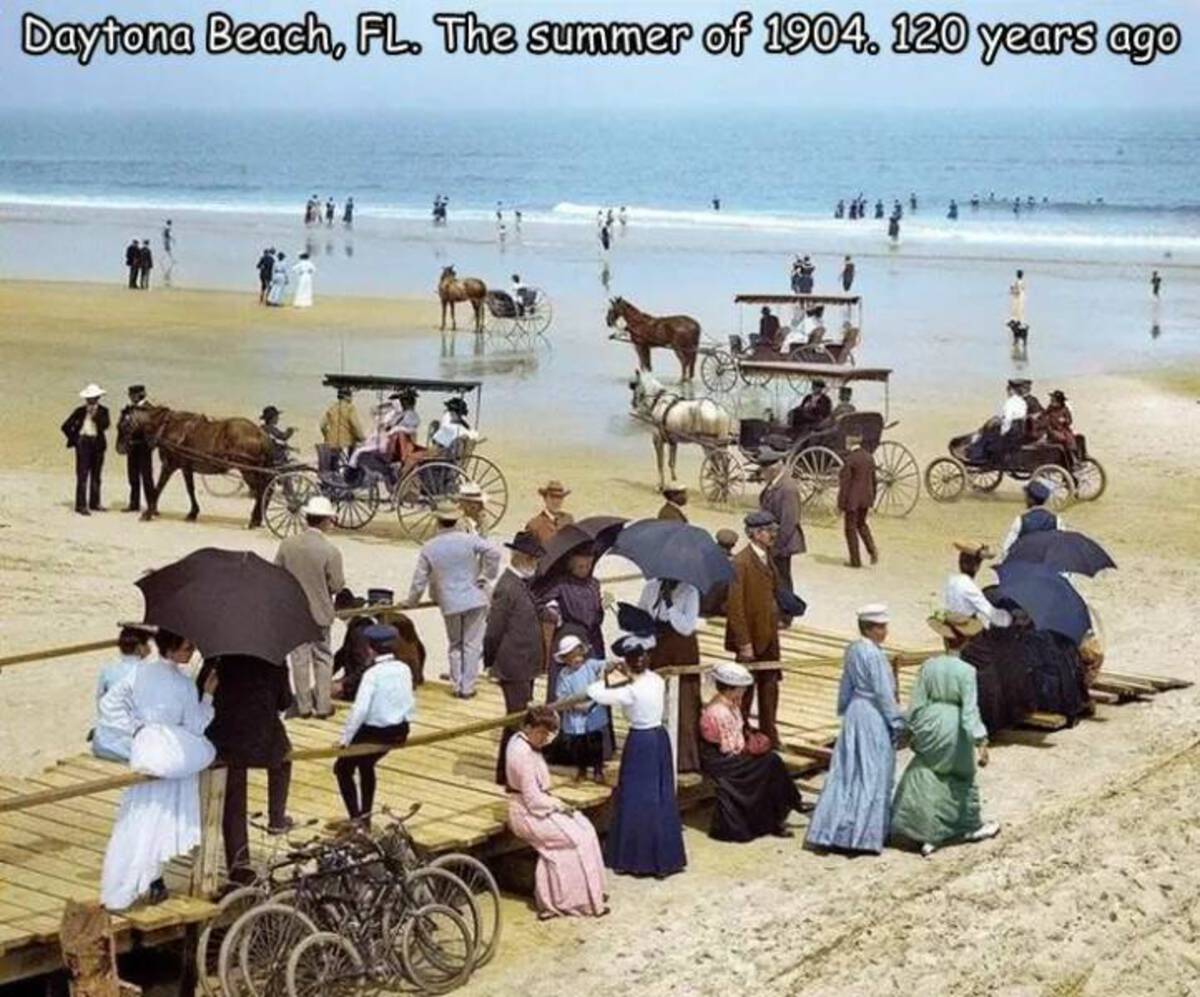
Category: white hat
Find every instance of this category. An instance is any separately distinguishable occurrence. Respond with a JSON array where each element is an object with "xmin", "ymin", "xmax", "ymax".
[
  {"xmin": 553, "ymin": 634, "xmax": 586, "ymax": 662},
  {"xmin": 711, "ymin": 662, "xmax": 753, "ymax": 687},
  {"xmin": 302, "ymin": 496, "xmax": 336, "ymax": 519},
  {"xmin": 856, "ymin": 603, "xmax": 890, "ymax": 624},
  {"xmin": 79, "ymin": 383, "xmax": 106, "ymax": 399},
  {"xmin": 457, "ymin": 481, "xmax": 491, "ymax": 506}
]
